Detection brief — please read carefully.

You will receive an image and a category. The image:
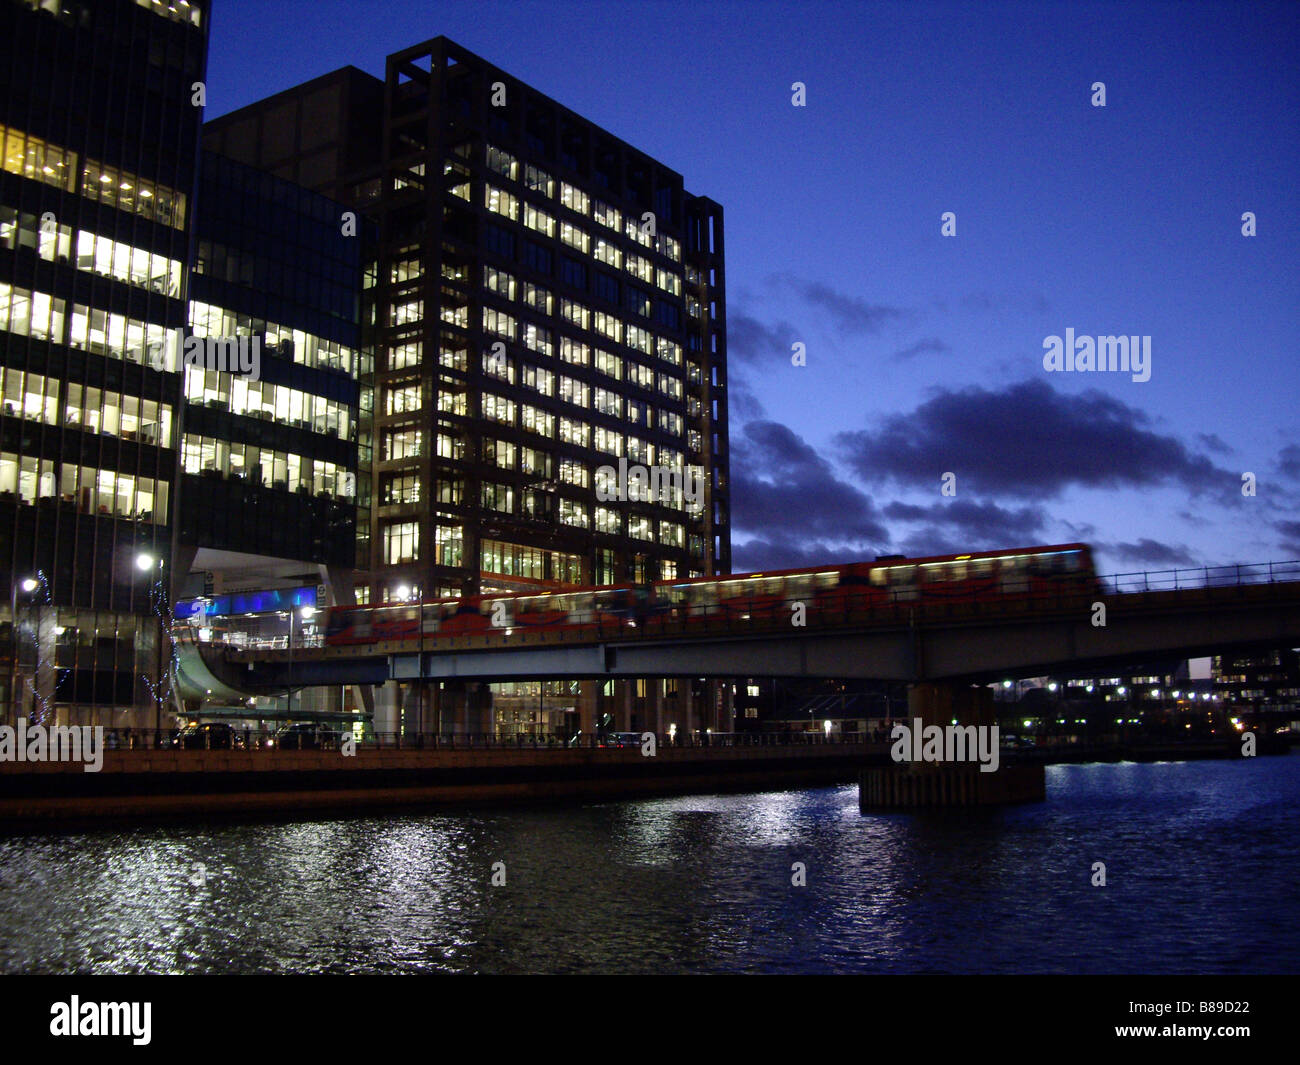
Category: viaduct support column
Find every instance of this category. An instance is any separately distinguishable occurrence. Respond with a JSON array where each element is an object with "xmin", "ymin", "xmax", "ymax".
[{"xmin": 859, "ymin": 681, "xmax": 1044, "ymax": 810}]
